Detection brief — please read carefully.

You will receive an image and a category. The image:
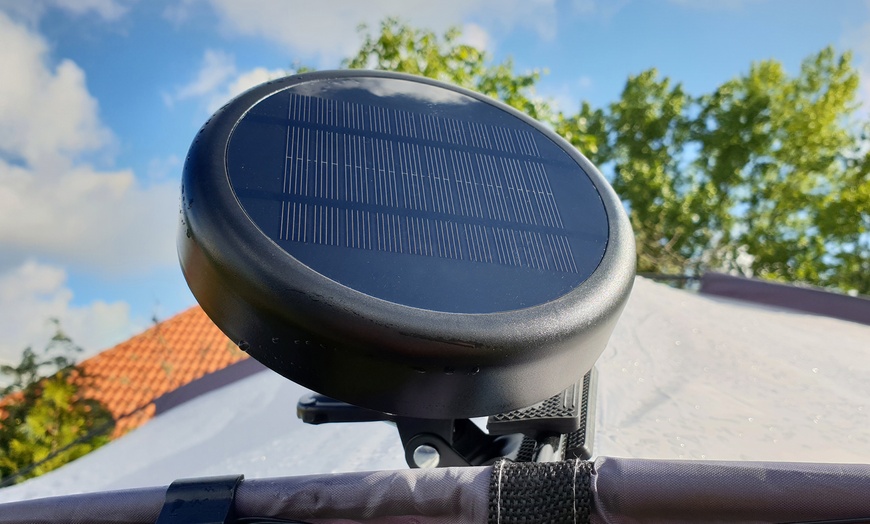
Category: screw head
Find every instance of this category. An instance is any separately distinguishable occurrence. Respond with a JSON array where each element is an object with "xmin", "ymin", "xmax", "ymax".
[{"xmin": 412, "ymin": 444, "xmax": 440, "ymax": 468}]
